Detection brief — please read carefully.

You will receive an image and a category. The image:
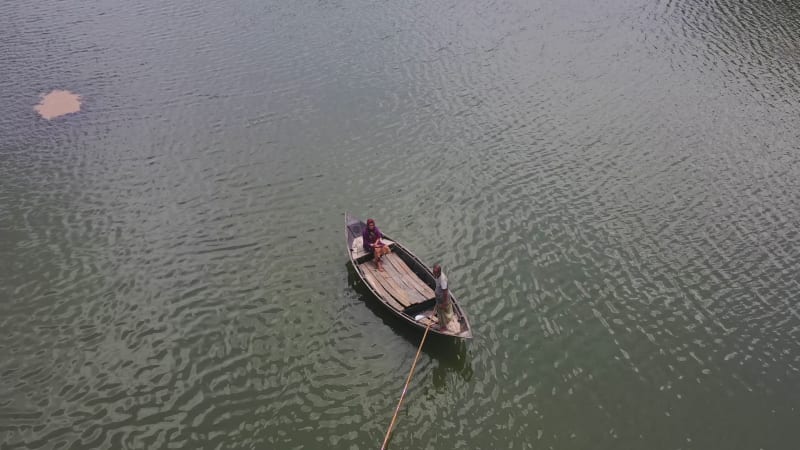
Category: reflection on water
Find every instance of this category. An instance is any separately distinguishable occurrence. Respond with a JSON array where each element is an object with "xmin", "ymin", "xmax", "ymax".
[
  {"xmin": 430, "ymin": 339, "xmax": 473, "ymax": 388},
  {"xmin": 2, "ymin": 0, "xmax": 800, "ymax": 448}
]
